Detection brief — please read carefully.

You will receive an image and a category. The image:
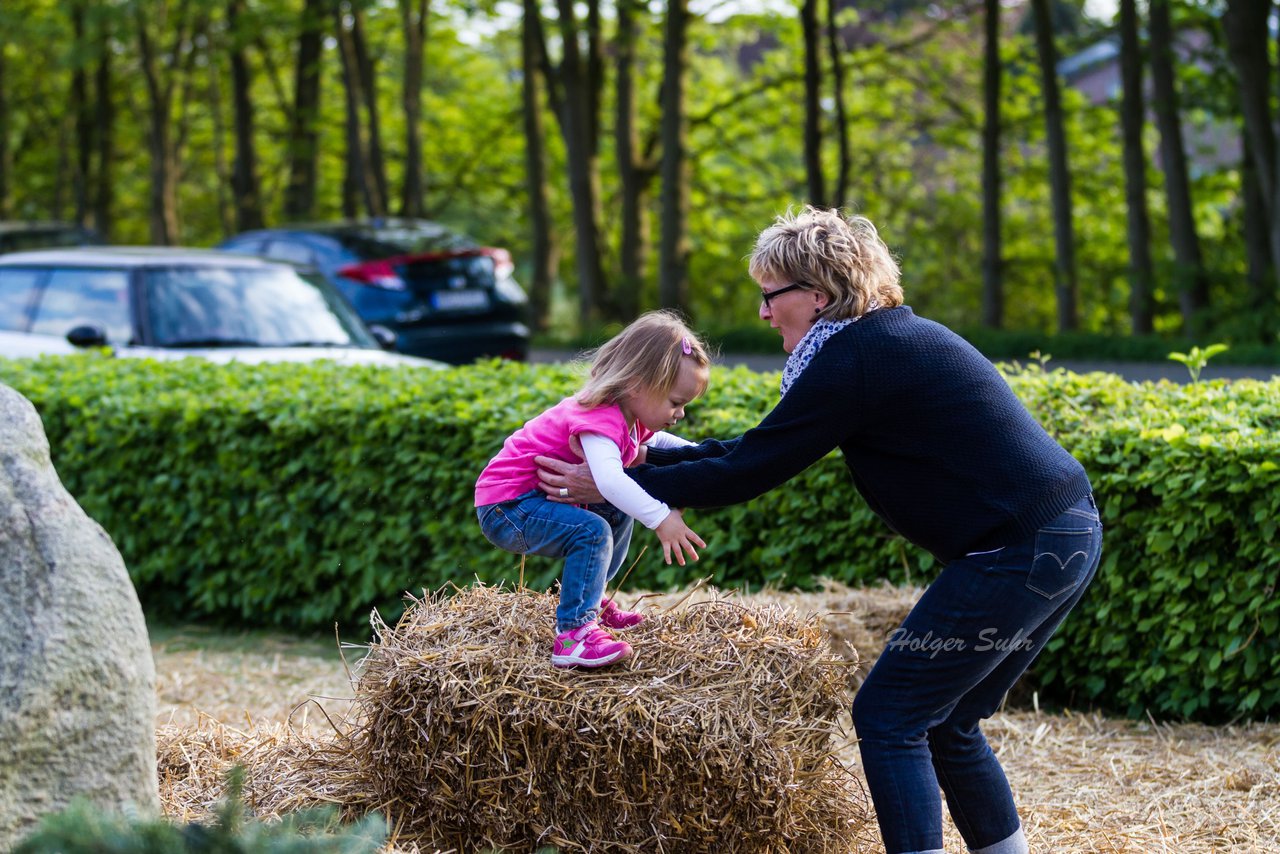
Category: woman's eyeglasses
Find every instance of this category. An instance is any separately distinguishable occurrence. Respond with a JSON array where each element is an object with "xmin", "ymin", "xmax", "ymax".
[{"xmin": 760, "ymin": 281, "xmax": 810, "ymax": 308}]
